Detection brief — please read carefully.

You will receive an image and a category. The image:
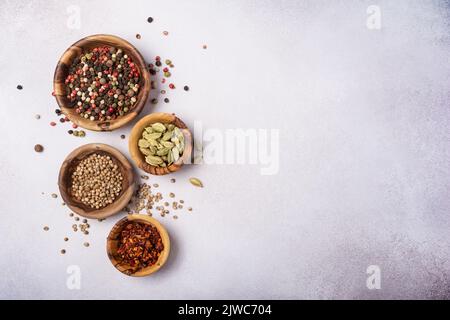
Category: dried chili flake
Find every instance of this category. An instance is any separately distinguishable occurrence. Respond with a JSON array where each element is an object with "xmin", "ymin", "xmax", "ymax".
[{"xmin": 116, "ymin": 222, "xmax": 164, "ymax": 271}]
